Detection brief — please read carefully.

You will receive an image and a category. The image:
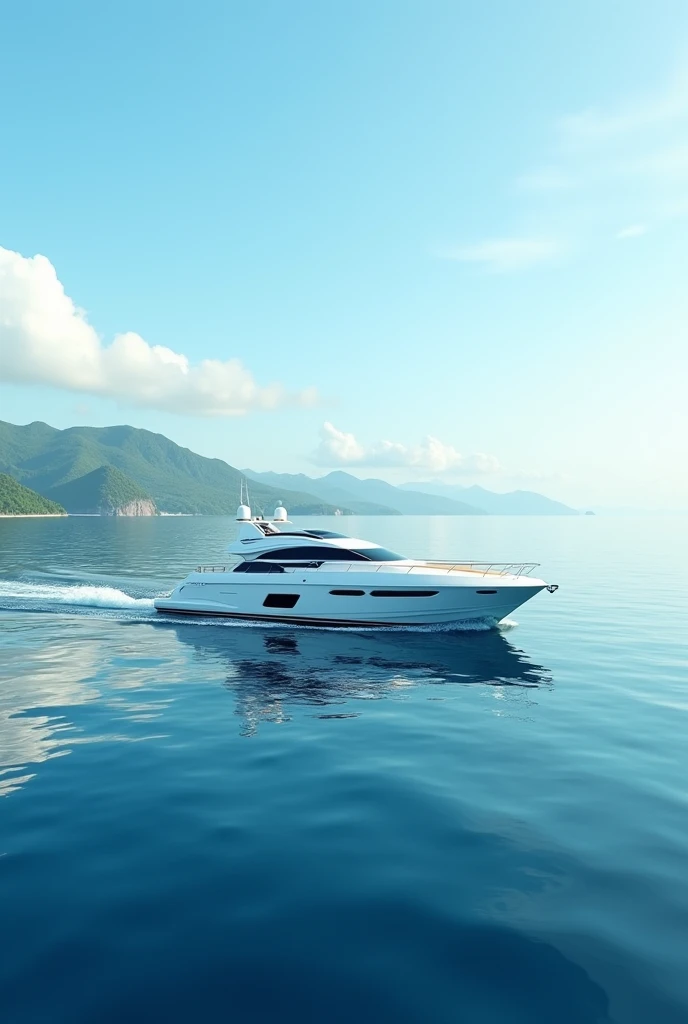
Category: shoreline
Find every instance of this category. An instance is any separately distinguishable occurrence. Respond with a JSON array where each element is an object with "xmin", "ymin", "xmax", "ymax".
[
  {"xmin": 0, "ymin": 513, "xmax": 67, "ymax": 518},
  {"xmin": 0, "ymin": 512, "xmax": 195, "ymax": 518}
]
